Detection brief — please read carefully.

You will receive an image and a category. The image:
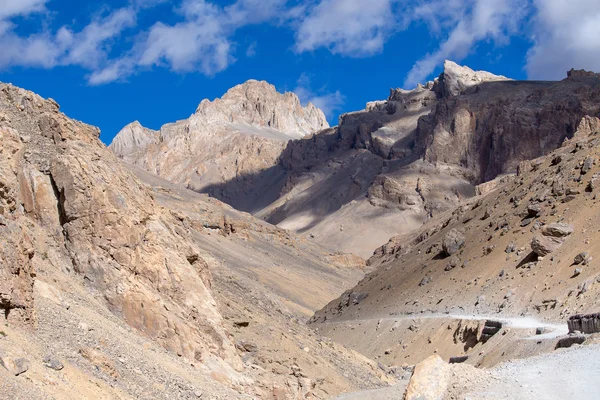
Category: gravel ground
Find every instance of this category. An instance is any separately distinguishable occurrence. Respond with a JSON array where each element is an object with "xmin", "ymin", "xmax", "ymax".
[{"xmin": 458, "ymin": 343, "xmax": 600, "ymax": 399}]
